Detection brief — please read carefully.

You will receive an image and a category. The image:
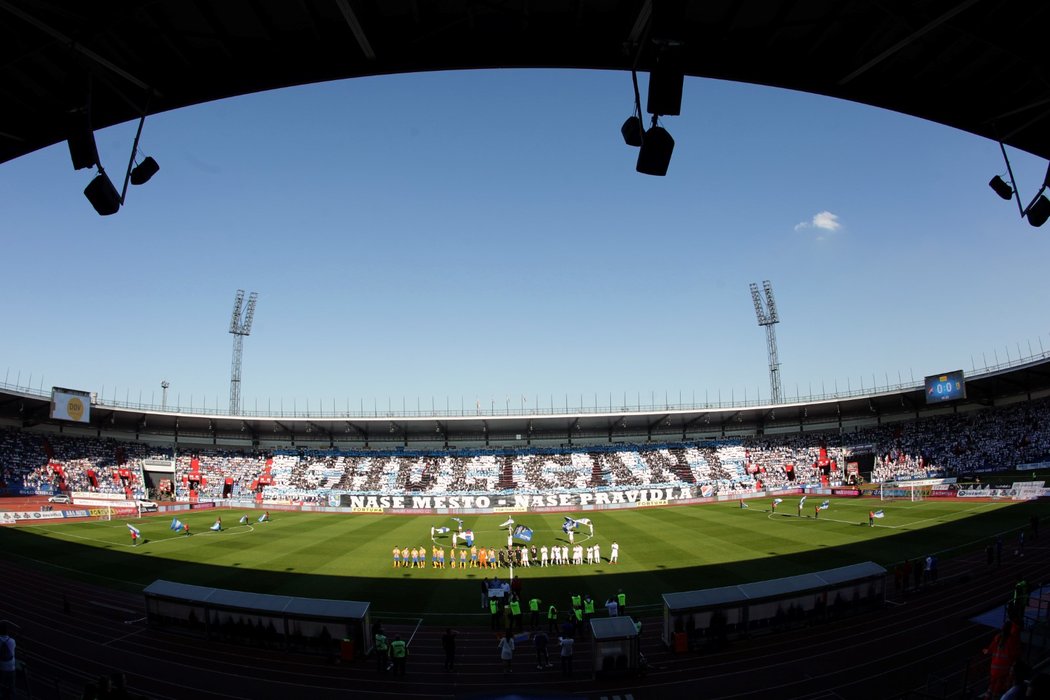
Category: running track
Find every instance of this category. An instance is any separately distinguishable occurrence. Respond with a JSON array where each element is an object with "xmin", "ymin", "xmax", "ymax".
[{"xmin": 2, "ymin": 512, "xmax": 1044, "ymax": 699}]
